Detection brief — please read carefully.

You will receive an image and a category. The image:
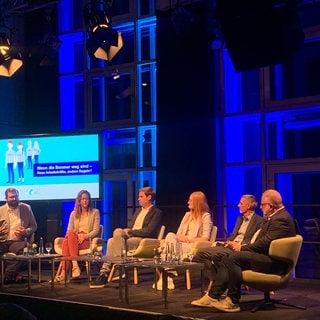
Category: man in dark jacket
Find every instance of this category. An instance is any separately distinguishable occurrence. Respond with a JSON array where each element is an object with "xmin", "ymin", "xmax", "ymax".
[
  {"xmin": 191, "ymin": 189, "xmax": 296, "ymax": 312},
  {"xmin": 90, "ymin": 186, "xmax": 162, "ymax": 288},
  {"xmin": 193, "ymin": 194, "xmax": 264, "ymax": 284}
]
